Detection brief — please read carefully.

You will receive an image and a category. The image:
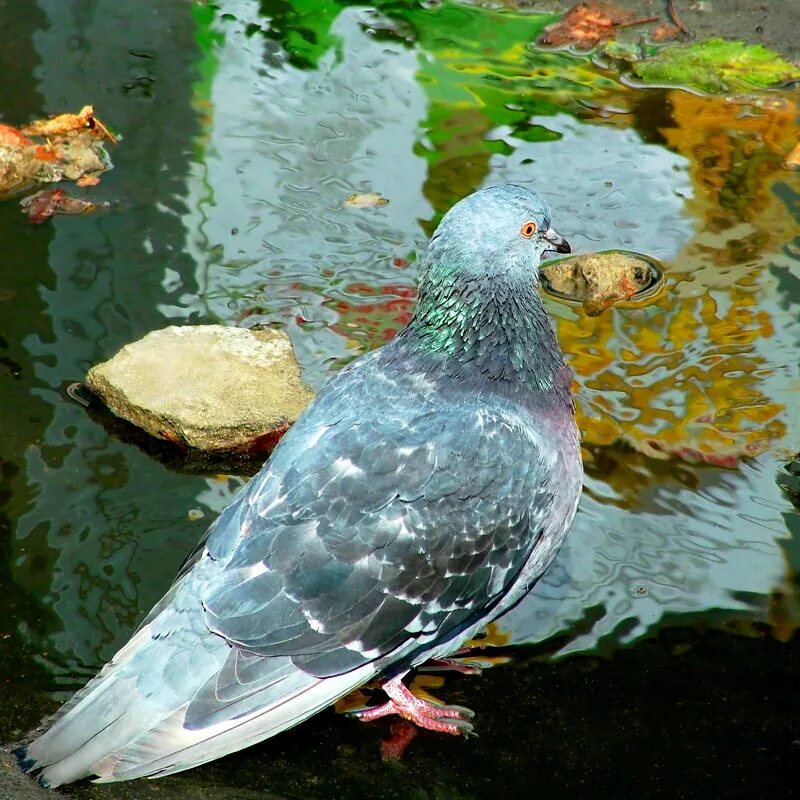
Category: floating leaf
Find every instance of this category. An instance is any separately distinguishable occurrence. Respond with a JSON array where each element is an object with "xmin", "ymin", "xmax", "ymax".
[
  {"xmin": 20, "ymin": 188, "xmax": 102, "ymax": 224},
  {"xmin": 536, "ymin": 1, "xmax": 653, "ymax": 49},
  {"xmin": 650, "ymin": 23, "xmax": 680, "ymax": 42},
  {"xmin": 20, "ymin": 105, "xmax": 117, "ymax": 143},
  {"xmin": 0, "ymin": 124, "xmax": 36, "ymax": 149},
  {"xmin": 631, "ymin": 38, "xmax": 800, "ymax": 94},
  {"xmin": 344, "ymin": 192, "xmax": 389, "ymax": 208},
  {"xmin": 0, "ymin": 107, "xmax": 115, "ymax": 196}
]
